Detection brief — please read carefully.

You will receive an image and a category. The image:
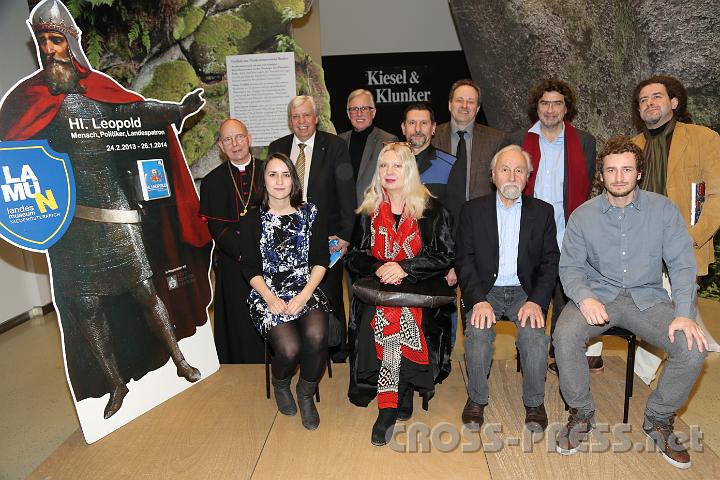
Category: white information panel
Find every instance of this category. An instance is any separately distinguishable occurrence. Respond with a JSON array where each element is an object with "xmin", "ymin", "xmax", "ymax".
[{"xmin": 227, "ymin": 52, "xmax": 296, "ymax": 146}]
